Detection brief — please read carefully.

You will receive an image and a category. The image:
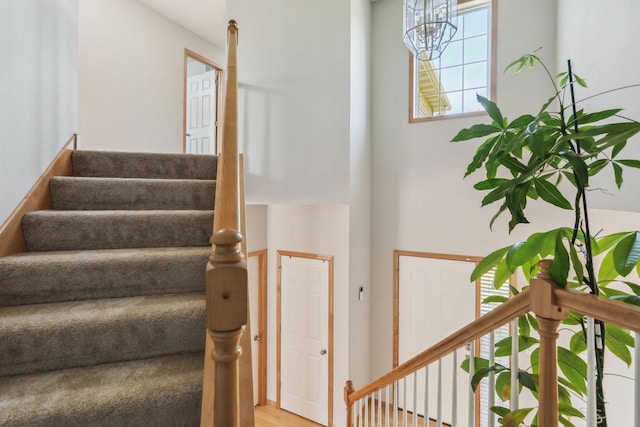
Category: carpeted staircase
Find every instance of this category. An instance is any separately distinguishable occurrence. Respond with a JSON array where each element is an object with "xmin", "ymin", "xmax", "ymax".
[{"xmin": 0, "ymin": 150, "xmax": 217, "ymax": 426}]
